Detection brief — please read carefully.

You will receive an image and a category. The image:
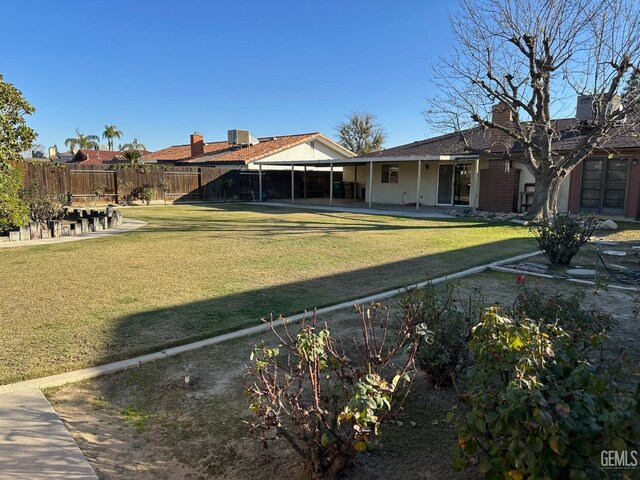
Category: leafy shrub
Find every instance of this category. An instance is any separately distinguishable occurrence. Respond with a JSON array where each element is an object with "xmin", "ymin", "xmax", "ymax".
[
  {"xmin": 138, "ymin": 185, "xmax": 153, "ymax": 205},
  {"xmin": 406, "ymin": 283, "xmax": 483, "ymax": 387},
  {"xmin": 91, "ymin": 182, "xmax": 108, "ymax": 206},
  {"xmin": 245, "ymin": 305, "xmax": 430, "ymax": 480},
  {"xmin": 530, "ymin": 214, "xmax": 597, "ymax": 265},
  {"xmin": 117, "ymin": 180, "xmax": 134, "ymax": 206},
  {"xmin": 20, "ymin": 183, "xmax": 66, "ymax": 224},
  {"xmin": 512, "ymin": 285, "xmax": 615, "ymax": 352},
  {"xmin": 453, "ymin": 309, "xmax": 639, "ymax": 479},
  {"xmin": 0, "ymin": 160, "xmax": 29, "ymax": 233},
  {"xmin": 157, "ymin": 178, "xmax": 170, "ymax": 204}
]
